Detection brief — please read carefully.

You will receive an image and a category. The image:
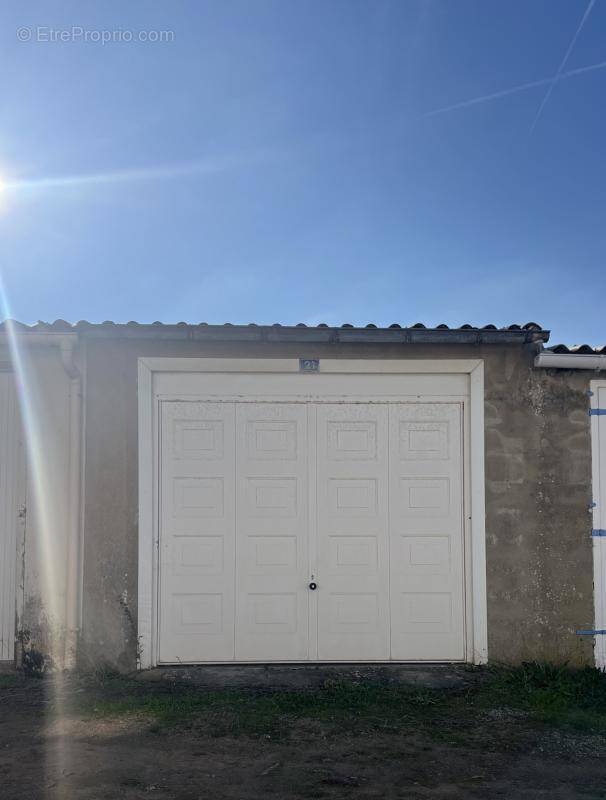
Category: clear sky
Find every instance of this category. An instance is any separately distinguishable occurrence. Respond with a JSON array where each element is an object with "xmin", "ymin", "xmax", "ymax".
[{"xmin": 0, "ymin": 1, "xmax": 604, "ymax": 345}]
